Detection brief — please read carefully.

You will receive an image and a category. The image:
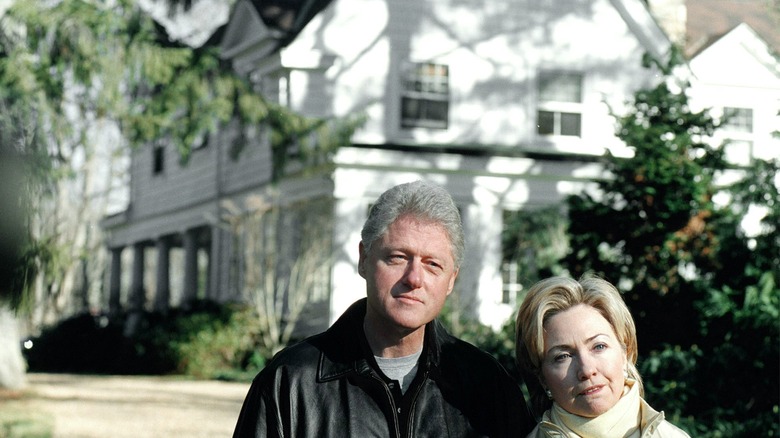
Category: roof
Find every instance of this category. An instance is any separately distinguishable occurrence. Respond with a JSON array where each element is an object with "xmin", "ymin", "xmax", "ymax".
[
  {"xmin": 249, "ymin": 0, "xmax": 334, "ymax": 47},
  {"xmin": 685, "ymin": 0, "xmax": 780, "ymax": 56}
]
